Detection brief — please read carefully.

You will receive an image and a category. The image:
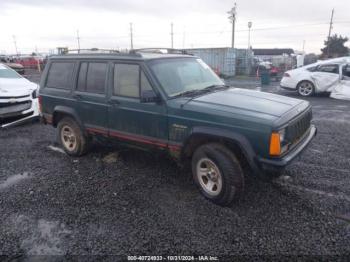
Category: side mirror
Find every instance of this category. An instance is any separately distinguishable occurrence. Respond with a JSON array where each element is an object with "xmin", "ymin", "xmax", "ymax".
[{"xmin": 140, "ymin": 90, "xmax": 161, "ymax": 103}]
